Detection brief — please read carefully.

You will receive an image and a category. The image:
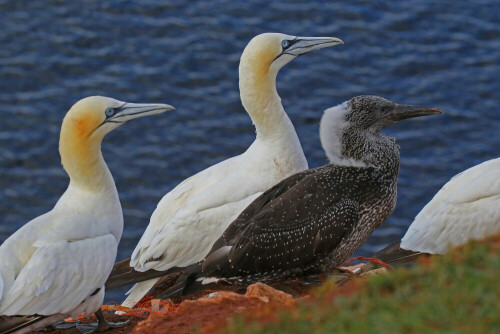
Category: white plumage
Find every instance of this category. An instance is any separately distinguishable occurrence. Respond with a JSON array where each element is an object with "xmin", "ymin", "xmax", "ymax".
[
  {"xmin": 123, "ymin": 33, "xmax": 343, "ymax": 307},
  {"xmin": 0, "ymin": 193, "xmax": 119, "ymax": 317},
  {"xmin": 401, "ymin": 158, "xmax": 500, "ymax": 254},
  {"xmin": 0, "ymin": 96, "xmax": 173, "ymax": 333}
]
